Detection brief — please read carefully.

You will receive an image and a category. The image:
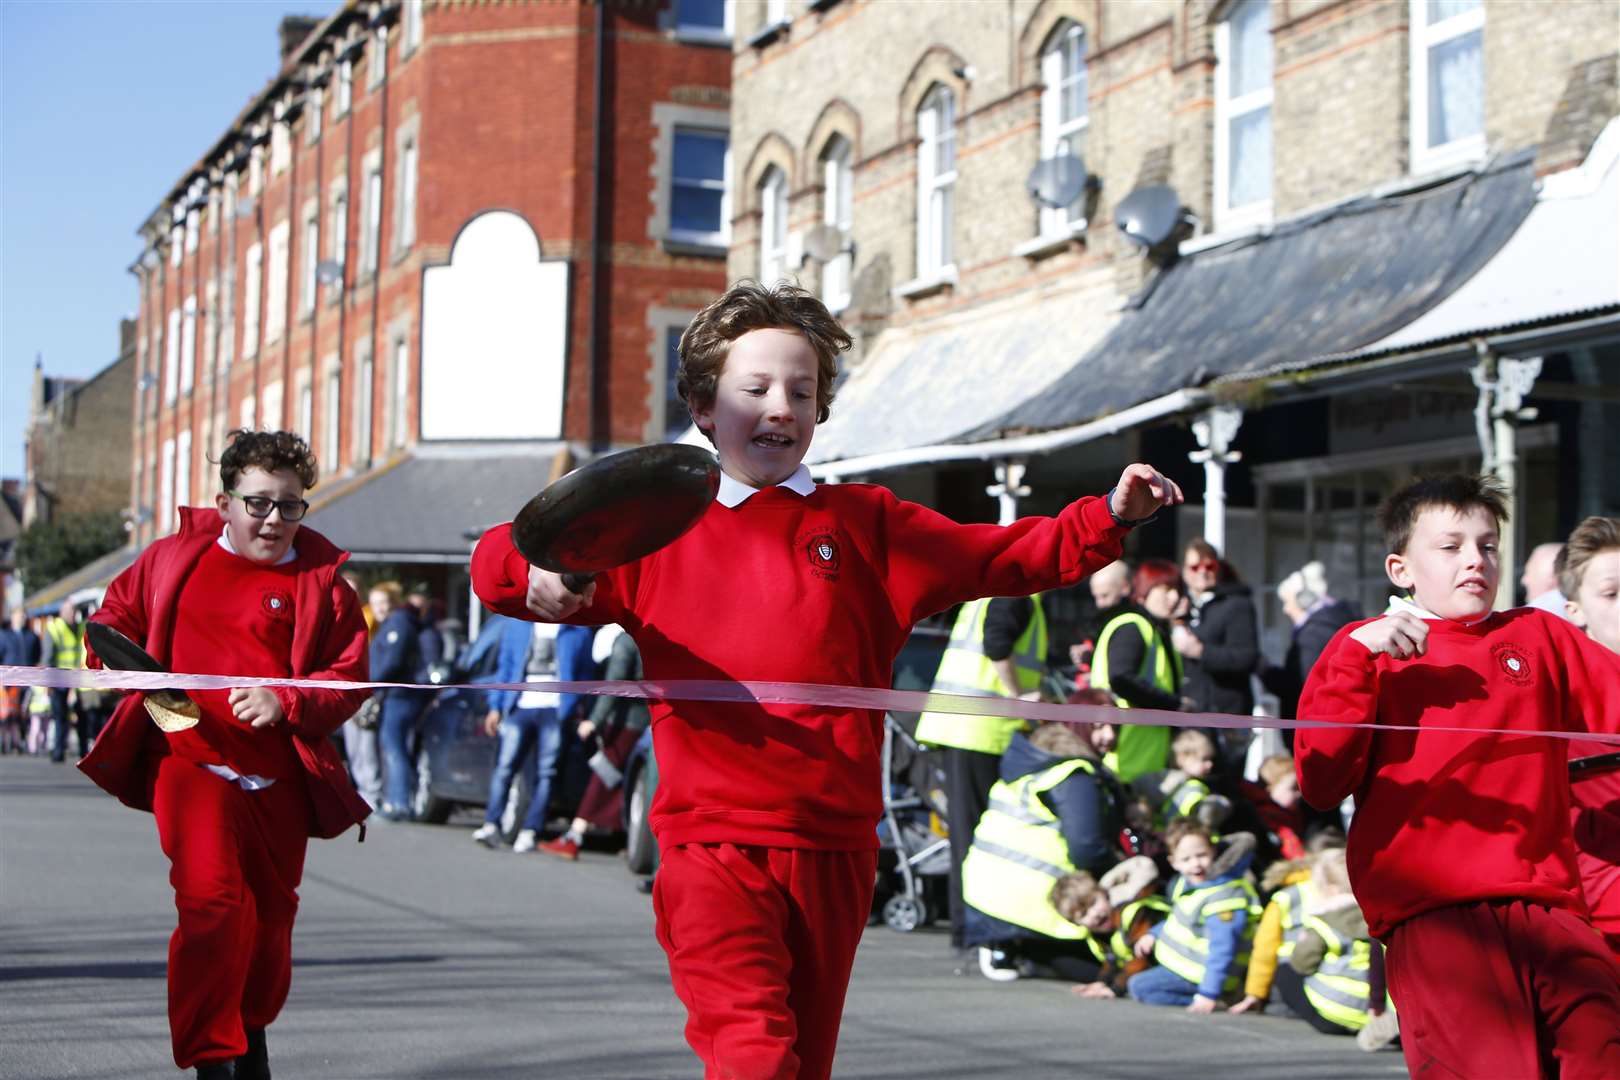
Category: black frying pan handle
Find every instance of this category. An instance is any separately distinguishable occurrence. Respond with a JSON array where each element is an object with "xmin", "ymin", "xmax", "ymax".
[{"xmin": 561, "ymin": 572, "xmax": 596, "ymax": 595}]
